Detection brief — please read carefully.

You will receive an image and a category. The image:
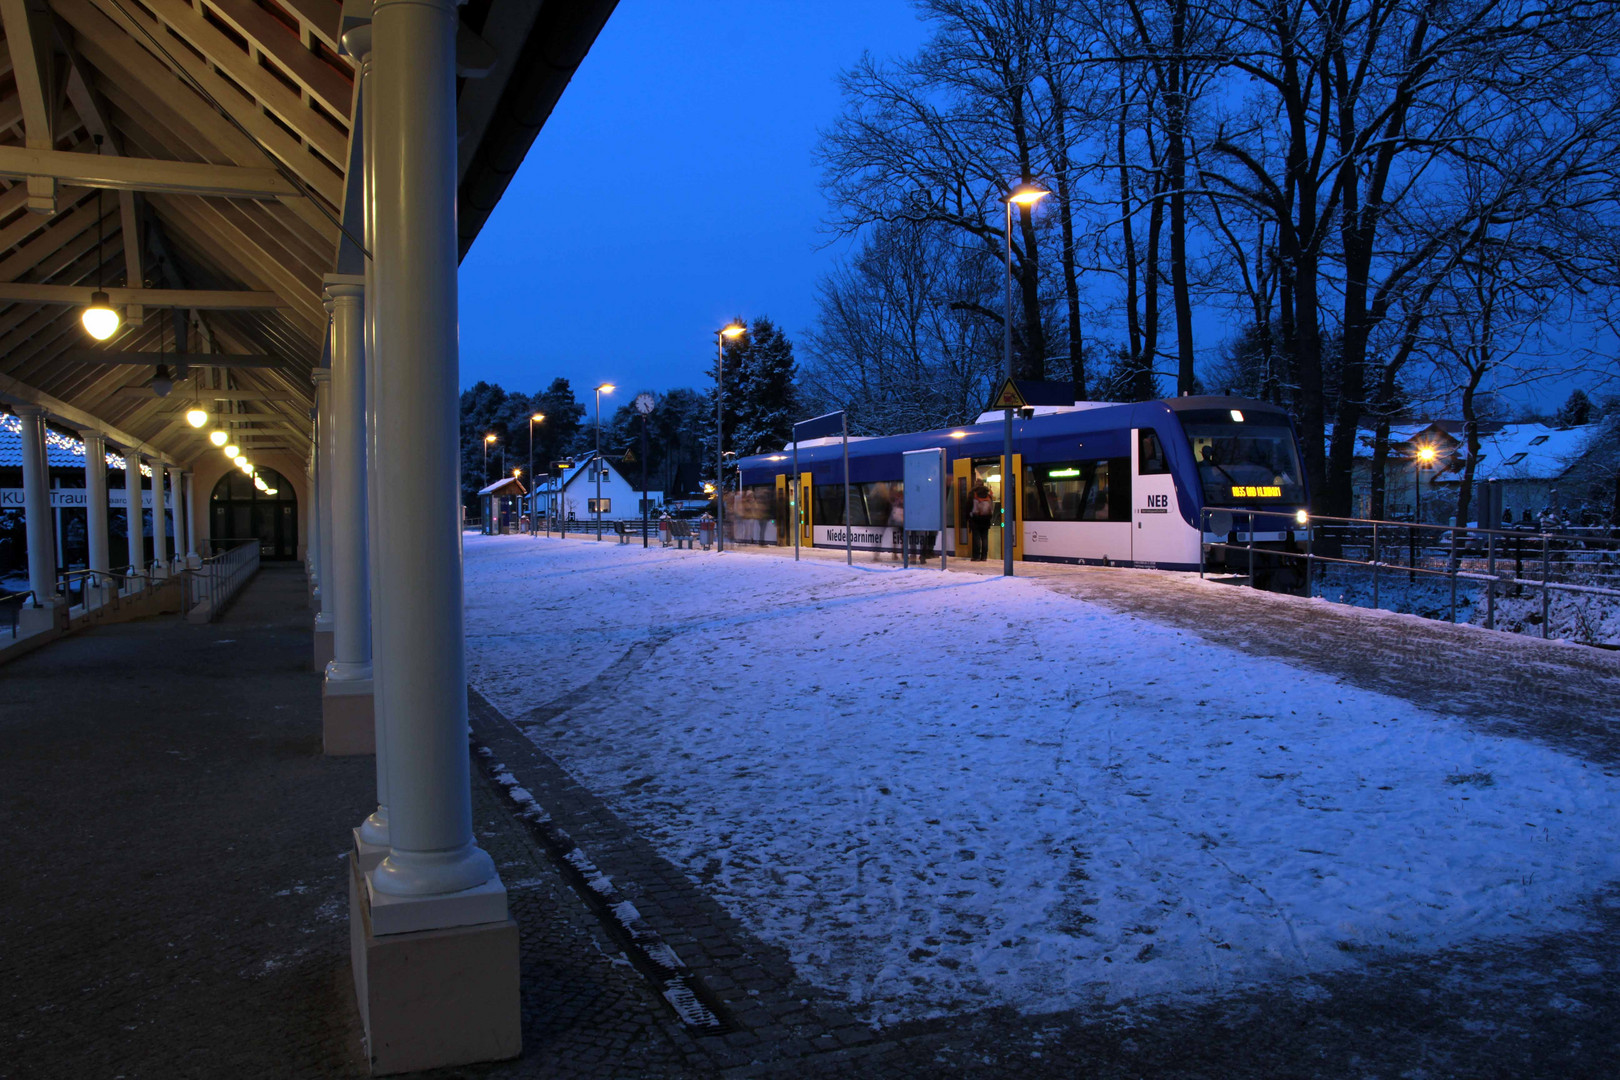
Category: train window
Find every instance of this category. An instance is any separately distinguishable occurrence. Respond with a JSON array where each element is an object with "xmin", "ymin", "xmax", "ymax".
[
  {"xmin": 1023, "ymin": 461, "xmax": 1128, "ymax": 522},
  {"xmin": 1139, "ymin": 430, "xmax": 1169, "ymax": 474}
]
